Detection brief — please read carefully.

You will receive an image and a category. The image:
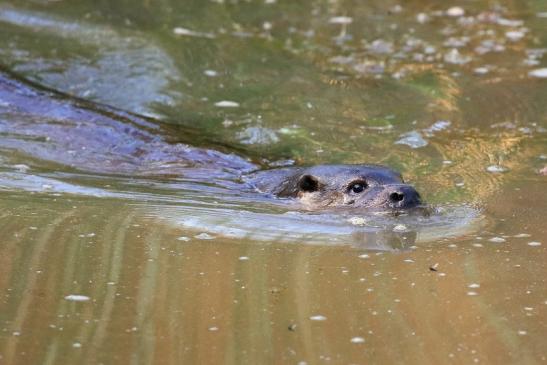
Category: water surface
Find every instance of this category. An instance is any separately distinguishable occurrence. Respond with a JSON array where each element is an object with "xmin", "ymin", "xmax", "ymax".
[{"xmin": 0, "ymin": 0, "xmax": 546, "ymax": 364}]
